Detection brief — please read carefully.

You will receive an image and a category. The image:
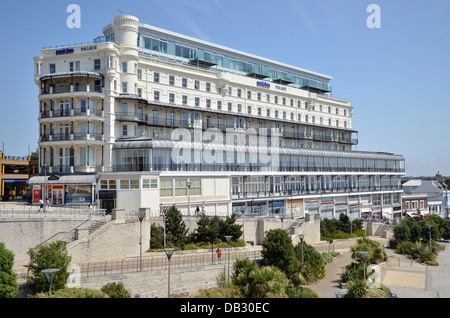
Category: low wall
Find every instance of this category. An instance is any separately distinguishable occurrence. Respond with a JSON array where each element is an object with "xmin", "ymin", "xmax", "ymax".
[{"xmin": 73, "ymin": 263, "xmax": 227, "ymax": 298}]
